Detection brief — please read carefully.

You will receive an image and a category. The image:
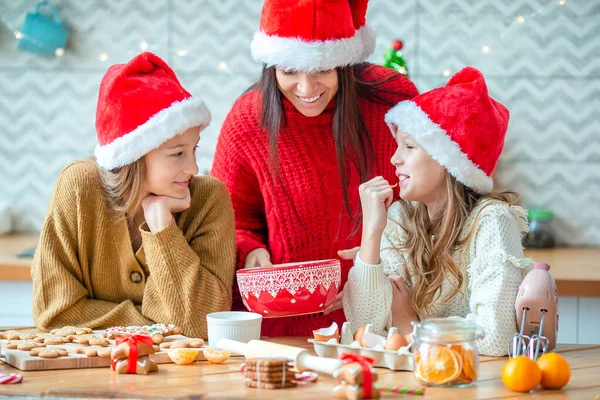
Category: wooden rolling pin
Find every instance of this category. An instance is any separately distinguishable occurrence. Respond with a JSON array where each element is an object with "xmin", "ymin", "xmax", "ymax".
[{"xmin": 216, "ymin": 338, "xmax": 343, "ymax": 375}]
